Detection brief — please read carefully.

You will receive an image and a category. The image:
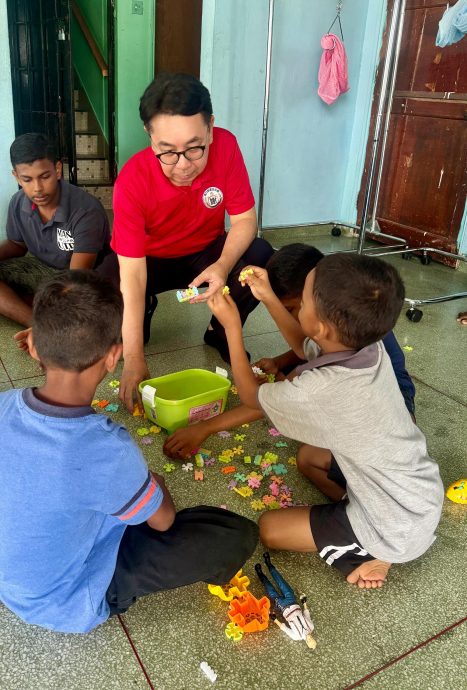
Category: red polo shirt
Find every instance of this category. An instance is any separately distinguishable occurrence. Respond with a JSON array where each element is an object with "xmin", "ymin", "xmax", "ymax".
[{"xmin": 111, "ymin": 127, "xmax": 255, "ymax": 259}]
